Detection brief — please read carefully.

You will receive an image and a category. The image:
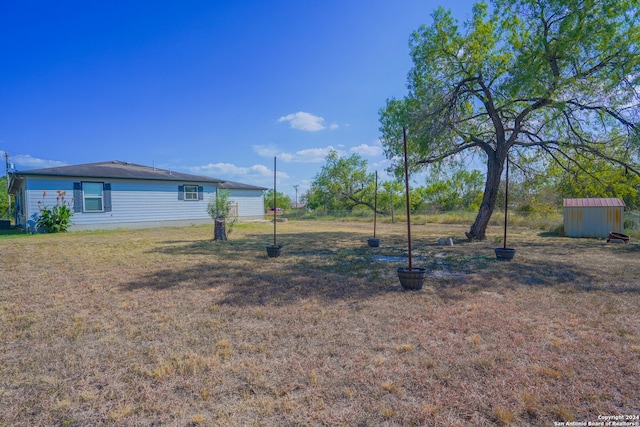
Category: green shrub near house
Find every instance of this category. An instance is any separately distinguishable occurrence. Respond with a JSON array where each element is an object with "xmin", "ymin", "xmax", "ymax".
[{"xmin": 35, "ymin": 190, "xmax": 74, "ymax": 233}]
